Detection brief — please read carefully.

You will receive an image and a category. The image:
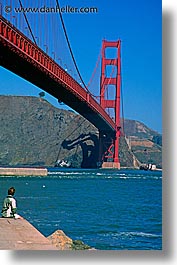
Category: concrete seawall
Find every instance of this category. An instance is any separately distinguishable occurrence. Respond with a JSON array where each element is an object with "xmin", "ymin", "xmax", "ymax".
[
  {"xmin": 0, "ymin": 167, "xmax": 48, "ymax": 176},
  {"xmin": 0, "ymin": 218, "xmax": 57, "ymax": 250},
  {"xmin": 0, "ymin": 218, "xmax": 93, "ymax": 250}
]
